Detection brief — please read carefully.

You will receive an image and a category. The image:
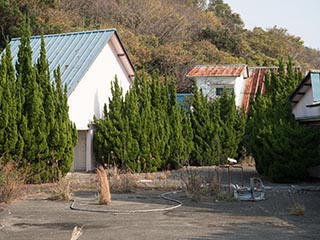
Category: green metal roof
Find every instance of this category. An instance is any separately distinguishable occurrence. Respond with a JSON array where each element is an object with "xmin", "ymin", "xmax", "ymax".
[{"xmin": 8, "ymin": 29, "xmax": 117, "ymax": 96}]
